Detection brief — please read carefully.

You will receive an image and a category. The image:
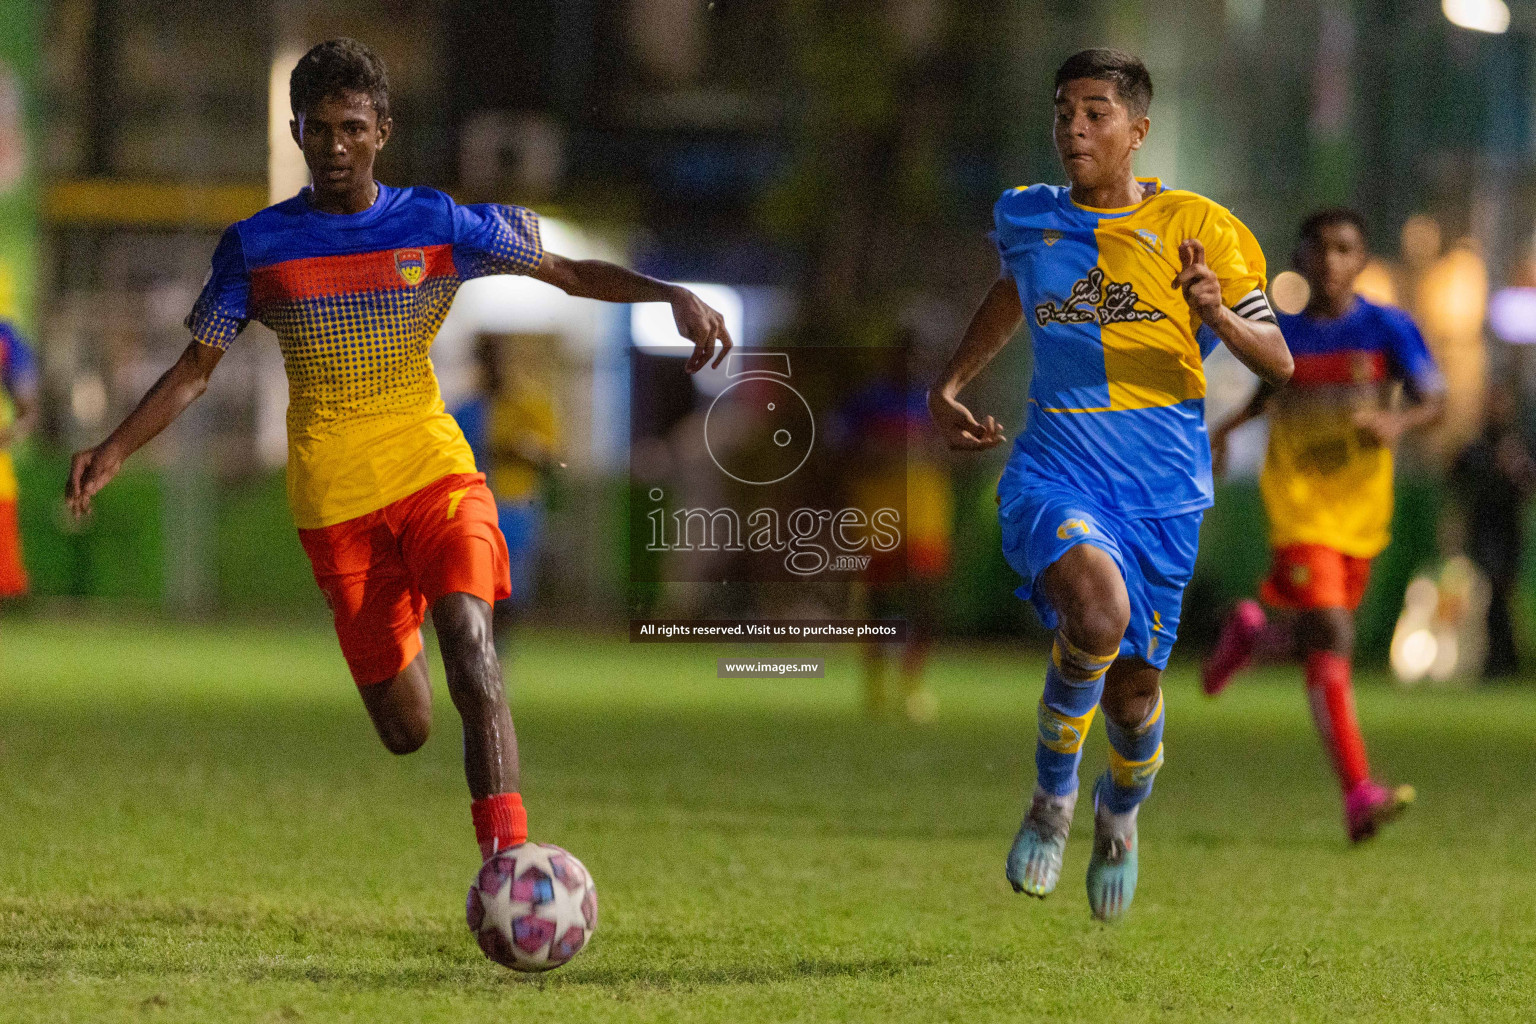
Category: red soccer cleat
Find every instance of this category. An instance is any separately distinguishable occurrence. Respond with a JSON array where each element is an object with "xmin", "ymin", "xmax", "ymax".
[
  {"xmin": 1202, "ymin": 599, "xmax": 1267, "ymax": 697},
  {"xmin": 1344, "ymin": 779, "xmax": 1414, "ymax": 843}
]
